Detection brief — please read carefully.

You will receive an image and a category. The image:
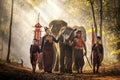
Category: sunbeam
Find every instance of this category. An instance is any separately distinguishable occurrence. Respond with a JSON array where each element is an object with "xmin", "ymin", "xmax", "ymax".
[{"xmin": 0, "ymin": 0, "xmax": 119, "ymax": 69}]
